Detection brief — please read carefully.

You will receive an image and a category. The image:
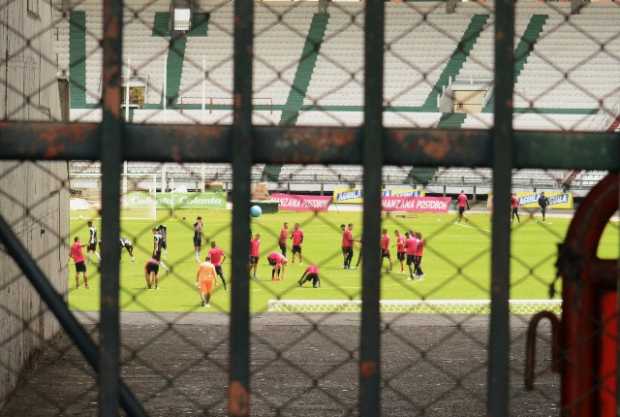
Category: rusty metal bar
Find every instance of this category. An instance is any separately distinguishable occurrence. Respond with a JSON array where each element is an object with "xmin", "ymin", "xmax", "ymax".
[
  {"xmin": 228, "ymin": 1, "xmax": 253, "ymax": 416},
  {"xmin": 0, "ymin": 122, "xmax": 617, "ymax": 169},
  {"xmin": 359, "ymin": 1, "xmax": 384, "ymax": 417},
  {"xmin": 488, "ymin": 0, "xmax": 515, "ymax": 414},
  {"xmin": 100, "ymin": 0, "xmax": 124, "ymax": 415}
]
